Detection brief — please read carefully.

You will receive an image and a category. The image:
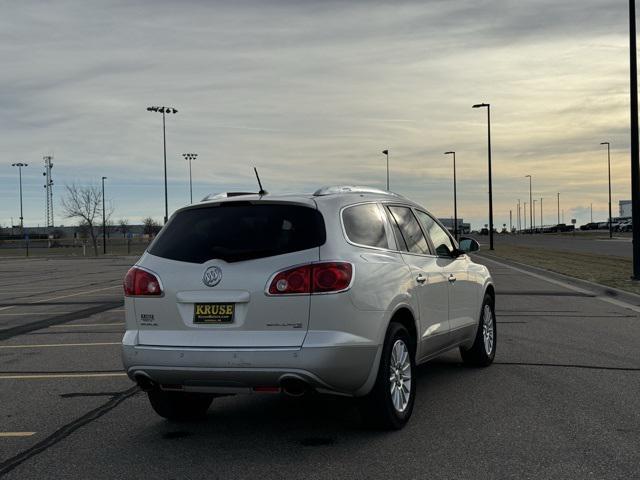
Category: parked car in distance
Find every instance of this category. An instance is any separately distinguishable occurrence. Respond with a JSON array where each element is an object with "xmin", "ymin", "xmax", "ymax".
[
  {"xmin": 121, "ymin": 186, "xmax": 496, "ymax": 430},
  {"xmin": 580, "ymin": 222, "xmax": 599, "ymax": 231}
]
